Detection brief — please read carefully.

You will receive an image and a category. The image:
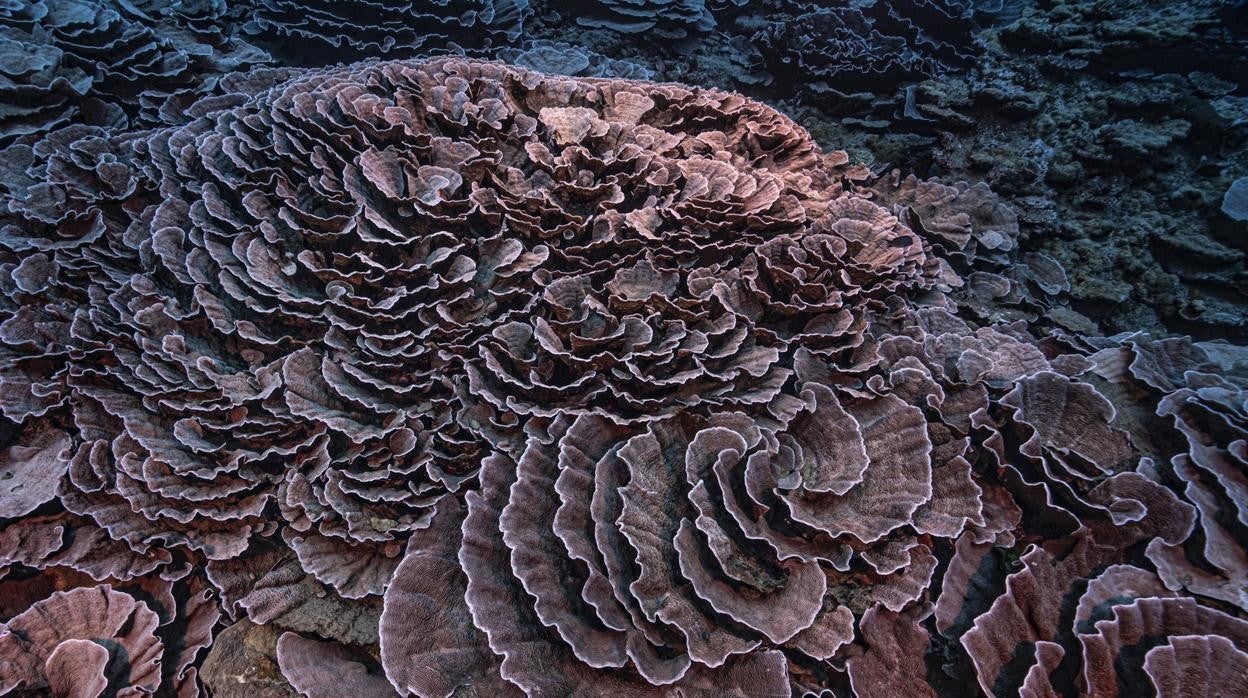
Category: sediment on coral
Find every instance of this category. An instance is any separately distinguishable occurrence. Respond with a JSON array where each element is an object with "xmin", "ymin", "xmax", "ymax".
[{"xmin": 0, "ymin": 55, "xmax": 1245, "ymax": 697}]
